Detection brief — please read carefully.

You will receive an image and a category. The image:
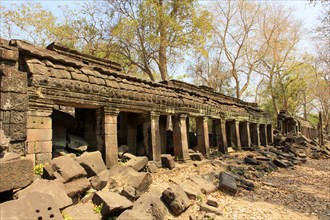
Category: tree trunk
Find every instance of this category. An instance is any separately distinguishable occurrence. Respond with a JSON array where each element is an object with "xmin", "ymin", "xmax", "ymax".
[{"xmin": 158, "ymin": 0, "xmax": 168, "ymax": 81}]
